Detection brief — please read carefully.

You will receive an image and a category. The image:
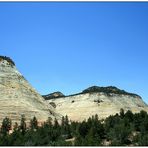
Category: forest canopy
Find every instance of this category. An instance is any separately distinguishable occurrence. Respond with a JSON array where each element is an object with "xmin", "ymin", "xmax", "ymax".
[{"xmin": 0, "ymin": 109, "xmax": 148, "ymax": 146}]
